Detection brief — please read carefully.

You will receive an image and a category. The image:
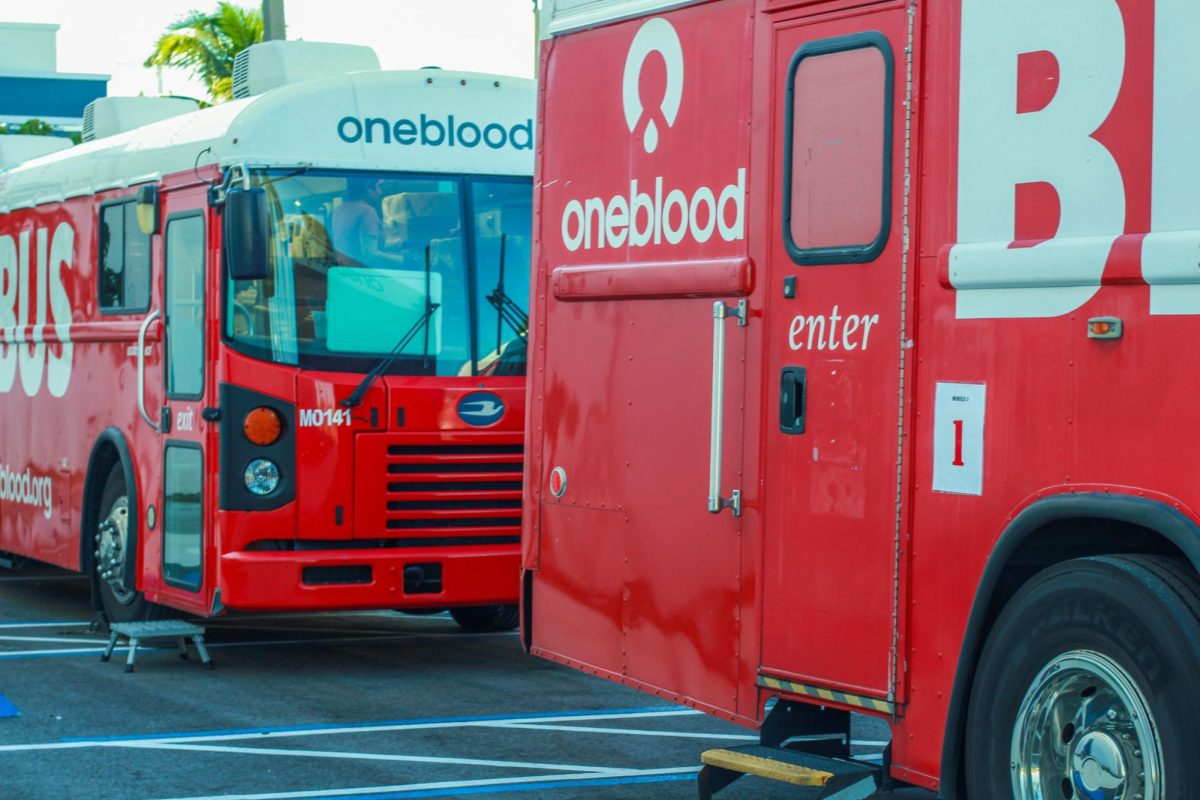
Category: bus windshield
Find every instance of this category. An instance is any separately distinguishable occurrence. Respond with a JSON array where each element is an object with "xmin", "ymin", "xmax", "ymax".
[{"xmin": 226, "ymin": 168, "xmax": 531, "ymax": 377}]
